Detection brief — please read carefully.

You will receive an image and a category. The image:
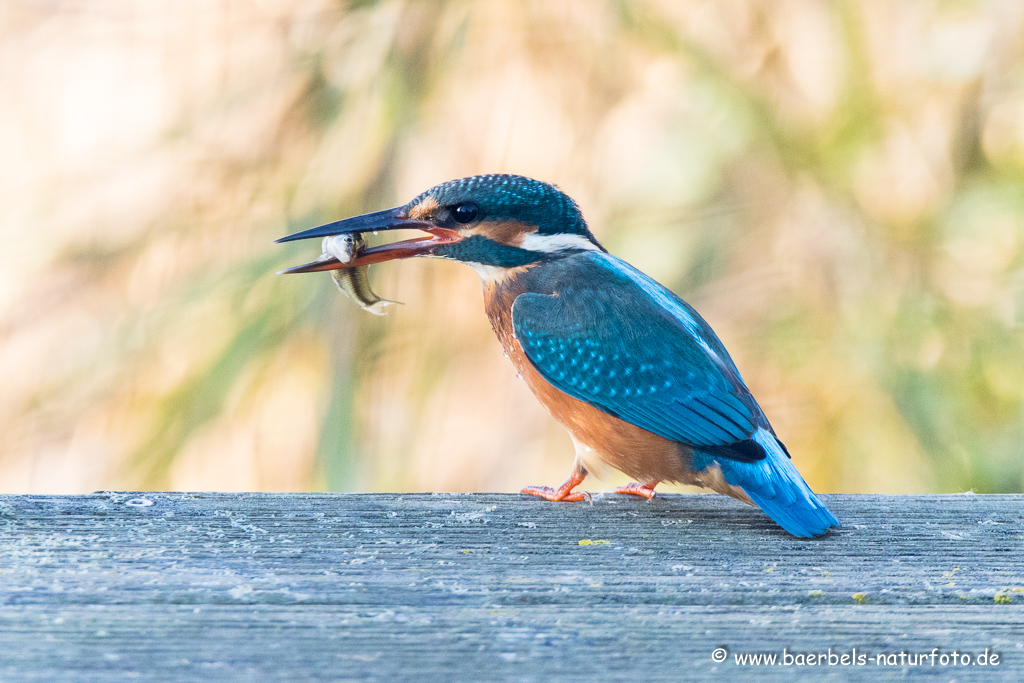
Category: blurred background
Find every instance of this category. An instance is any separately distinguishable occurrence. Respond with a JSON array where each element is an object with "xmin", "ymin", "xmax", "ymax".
[{"xmin": 2, "ymin": 0, "xmax": 1023, "ymax": 496}]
